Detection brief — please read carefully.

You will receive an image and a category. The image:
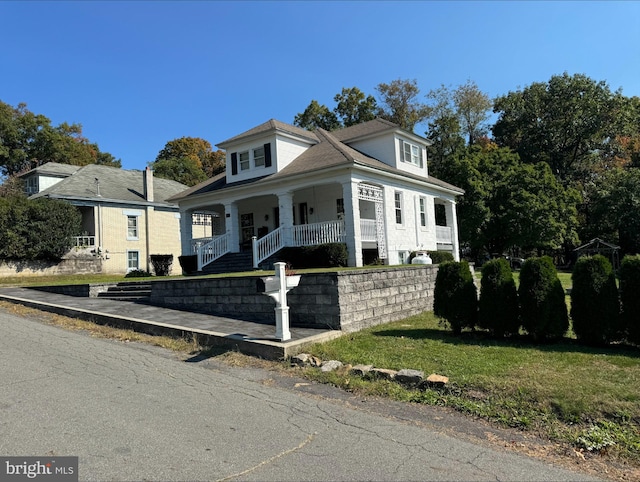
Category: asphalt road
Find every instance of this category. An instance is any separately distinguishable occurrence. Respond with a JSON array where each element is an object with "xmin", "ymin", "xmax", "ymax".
[{"xmin": 0, "ymin": 310, "xmax": 602, "ymax": 481}]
